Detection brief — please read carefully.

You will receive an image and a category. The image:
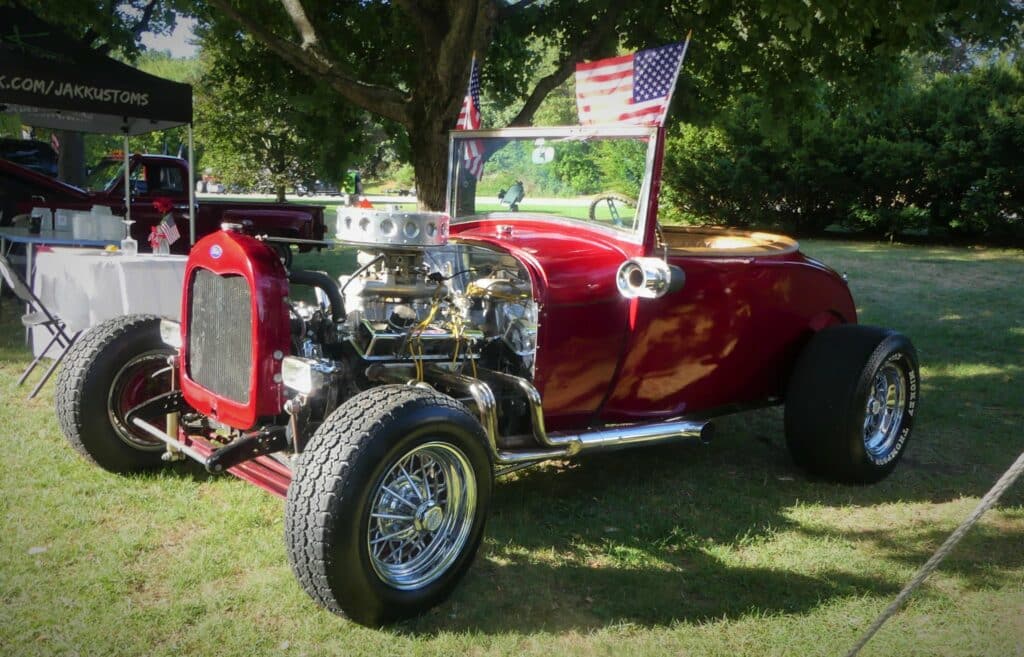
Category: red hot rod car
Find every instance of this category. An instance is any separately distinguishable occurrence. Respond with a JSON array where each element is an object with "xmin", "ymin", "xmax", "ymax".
[{"xmin": 55, "ymin": 125, "xmax": 919, "ymax": 625}]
